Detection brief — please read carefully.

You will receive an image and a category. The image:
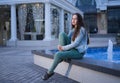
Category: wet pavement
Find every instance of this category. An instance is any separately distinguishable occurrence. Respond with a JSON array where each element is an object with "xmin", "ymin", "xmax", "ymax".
[{"xmin": 0, "ymin": 46, "xmax": 79, "ymax": 83}]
